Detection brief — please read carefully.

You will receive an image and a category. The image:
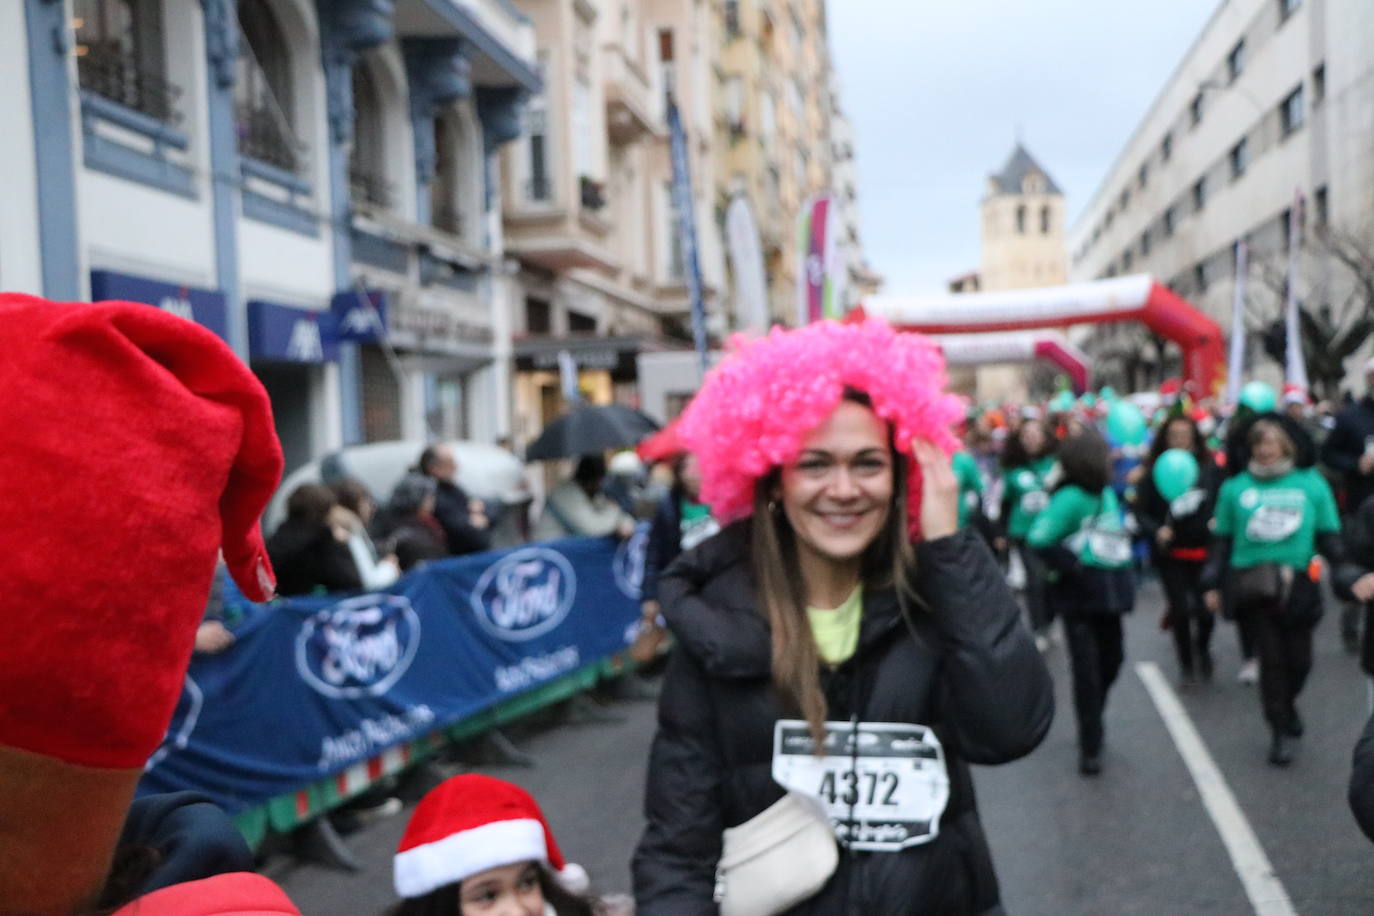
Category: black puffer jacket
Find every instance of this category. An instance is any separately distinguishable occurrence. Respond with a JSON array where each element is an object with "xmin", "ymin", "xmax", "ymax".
[
  {"xmin": 1134, "ymin": 459, "xmax": 1221, "ymax": 554},
  {"xmin": 632, "ymin": 525, "xmax": 1053, "ymax": 915}
]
